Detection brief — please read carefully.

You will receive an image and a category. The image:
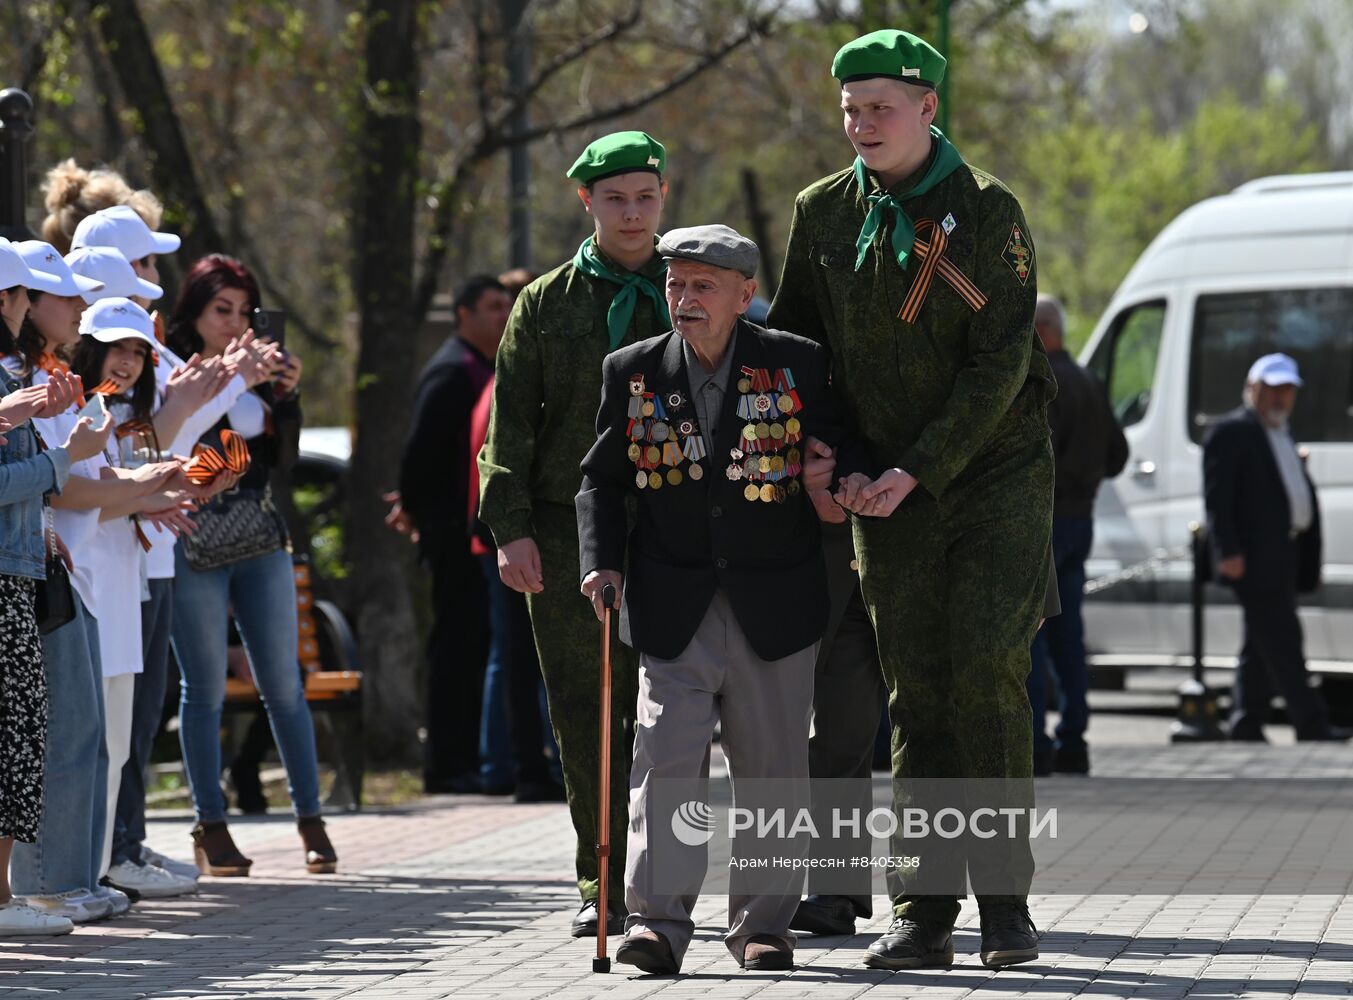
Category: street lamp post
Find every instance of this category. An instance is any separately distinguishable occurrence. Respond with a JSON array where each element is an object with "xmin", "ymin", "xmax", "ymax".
[{"xmin": 0, "ymin": 87, "xmax": 37, "ymax": 241}]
